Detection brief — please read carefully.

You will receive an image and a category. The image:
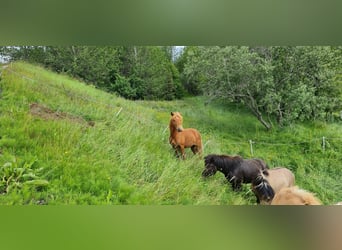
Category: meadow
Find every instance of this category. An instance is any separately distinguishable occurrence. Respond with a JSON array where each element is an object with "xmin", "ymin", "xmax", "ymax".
[{"xmin": 0, "ymin": 62, "xmax": 341, "ymax": 204}]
